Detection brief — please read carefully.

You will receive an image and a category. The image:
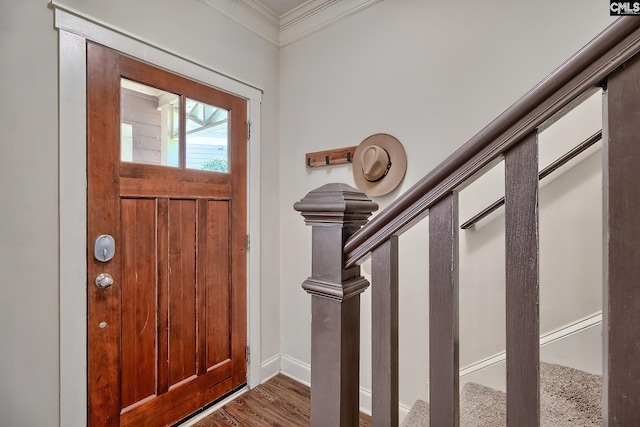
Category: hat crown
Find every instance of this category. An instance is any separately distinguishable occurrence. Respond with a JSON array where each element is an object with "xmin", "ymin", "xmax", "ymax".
[
  {"xmin": 352, "ymin": 133, "xmax": 406, "ymax": 197},
  {"xmin": 361, "ymin": 145, "xmax": 390, "ymax": 182}
]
